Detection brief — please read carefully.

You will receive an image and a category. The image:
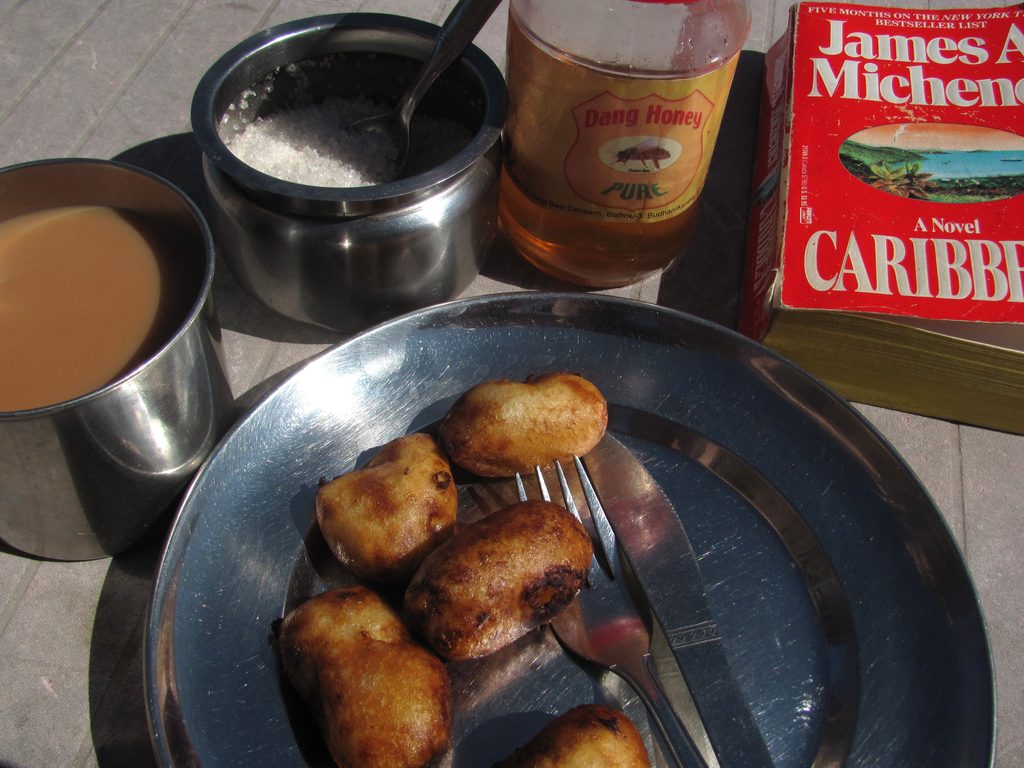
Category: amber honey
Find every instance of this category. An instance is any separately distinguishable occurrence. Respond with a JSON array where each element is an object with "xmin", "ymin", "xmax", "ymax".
[
  {"xmin": 0, "ymin": 206, "xmax": 164, "ymax": 411},
  {"xmin": 500, "ymin": 5, "xmax": 745, "ymax": 287},
  {"xmin": 499, "ymin": 169, "xmax": 700, "ymax": 287}
]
